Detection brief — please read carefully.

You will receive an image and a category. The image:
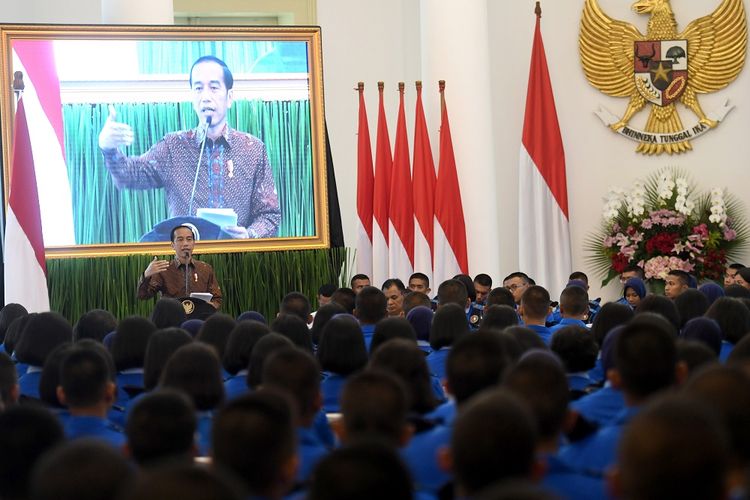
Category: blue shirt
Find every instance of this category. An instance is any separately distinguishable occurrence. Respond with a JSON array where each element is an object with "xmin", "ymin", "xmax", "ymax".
[
  {"xmin": 361, "ymin": 324, "xmax": 376, "ymax": 351},
  {"xmin": 60, "ymin": 414, "xmax": 126, "ymax": 448},
  {"xmin": 320, "ymin": 372, "xmax": 347, "ymax": 413},
  {"xmin": 426, "ymin": 347, "xmax": 450, "ymax": 382},
  {"xmin": 402, "ymin": 424, "xmax": 452, "ymax": 494},
  {"xmin": 541, "ymin": 453, "xmax": 607, "ymax": 500},
  {"xmin": 18, "ymin": 367, "xmax": 42, "ymax": 400},
  {"xmin": 550, "ymin": 318, "xmax": 588, "ymax": 335},
  {"xmin": 115, "ymin": 370, "xmax": 145, "ymax": 409},
  {"xmin": 196, "ymin": 411, "xmax": 214, "ymax": 456},
  {"xmin": 720, "ymin": 340, "xmax": 734, "ymax": 362},
  {"xmin": 527, "ymin": 324, "xmax": 553, "ymax": 345},
  {"xmin": 224, "ymin": 370, "xmax": 250, "ymax": 401},
  {"xmin": 425, "ymin": 400, "xmax": 456, "ymax": 427},
  {"xmin": 296, "ymin": 426, "xmax": 329, "ymax": 484},
  {"xmin": 570, "ymin": 384, "xmax": 625, "ymax": 427}
]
